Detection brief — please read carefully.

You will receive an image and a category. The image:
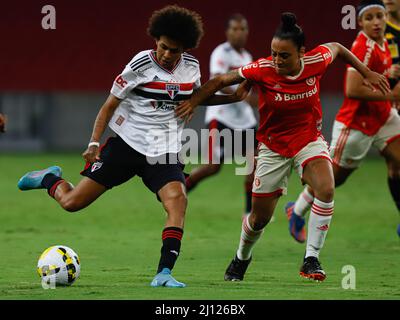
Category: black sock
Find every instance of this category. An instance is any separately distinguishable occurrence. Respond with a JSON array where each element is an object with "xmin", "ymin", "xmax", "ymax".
[
  {"xmin": 41, "ymin": 173, "xmax": 63, "ymax": 197},
  {"xmin": 388, "ymin": 176, "xmax": 400, "ymax": 211},
  {"xmin": 157, "ymin": 227, "xmax": 183, "ymax": 274}
]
